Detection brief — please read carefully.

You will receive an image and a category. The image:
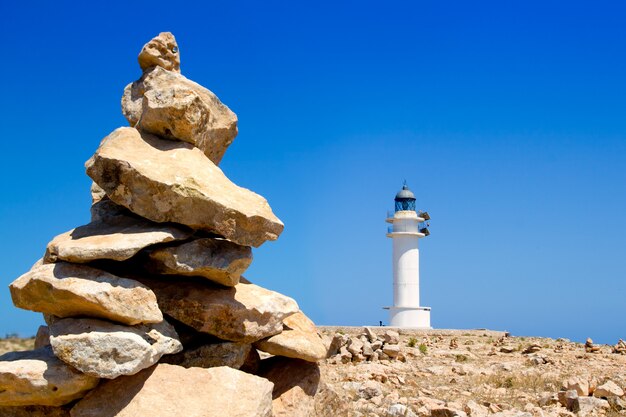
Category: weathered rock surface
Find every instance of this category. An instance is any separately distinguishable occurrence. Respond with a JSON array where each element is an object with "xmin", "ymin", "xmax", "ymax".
[
  {"xmin": 0, "ymin": 348, "xmax": 99, "ymax": 406},
  {"xmin": 147, "ymin": 237, "xmax": 252, "ymax": 286},
  {"xmin": 259, "ymin": 356, "xmax": 321, "ymax": 417},
  {"xmin": 0, "ymin": 405, "xmax": 71, "ymax": 417},
  {"xmin": 144, "ymin": 277, "xmax": 299, "ymax": 343},
  {"xmin": 44, "ymin": 212, "xmax": 190, "ymax": 263},
  {"xmin": 255, "ymin": 311, "xmax": 326, "ymax": 362},
  {"xmin": 10, "ymin": 262, "xmax": 162, "ymax": 325},
  {"xmin": 49, "ymin": 318, "xmax": 182, "ymax": 379},
  {"xmin": 122, "ymin": 67, "xmax": 237, "ymax": 164},
  {"xmin": 86, "ymin": 127, "xmax": 283, "ymax": 247},
  {"xmin": 593, "ymin": 380, "xmax": 624, "ymax": 398},
  {"xmin": 160, "ymin": 341, "xmax": 251, "ymax": 369},
  {"xmin": 34, "ymin": 326, "xmax": 50, "ymax": 349},
  {"xmin": 70, "ymin": 364, "xmax": 273, "ymax": 417},
  {"xmin": 137, "ymin": 32, "xmax": 180, "ymax": 73}
]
